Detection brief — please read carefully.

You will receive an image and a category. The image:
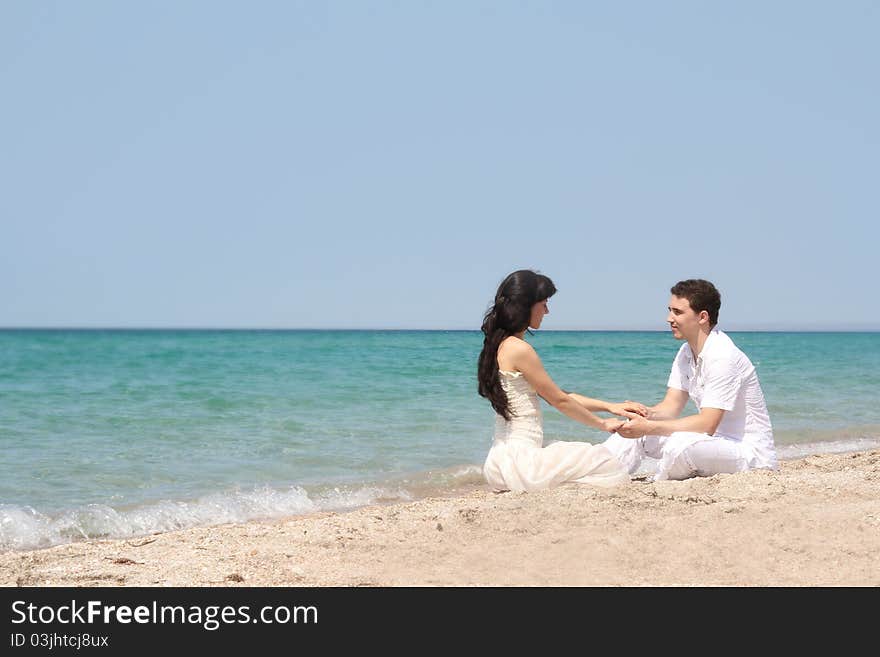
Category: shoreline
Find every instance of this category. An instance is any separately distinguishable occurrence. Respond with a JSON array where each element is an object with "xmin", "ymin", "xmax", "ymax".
[
  {"xmin": 2, "ymin": 448, "xmax": 878, "ymax": 586},
  {"xmin": 6, "ymin": 436, "xmax": 879, "ymax": 556}
]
